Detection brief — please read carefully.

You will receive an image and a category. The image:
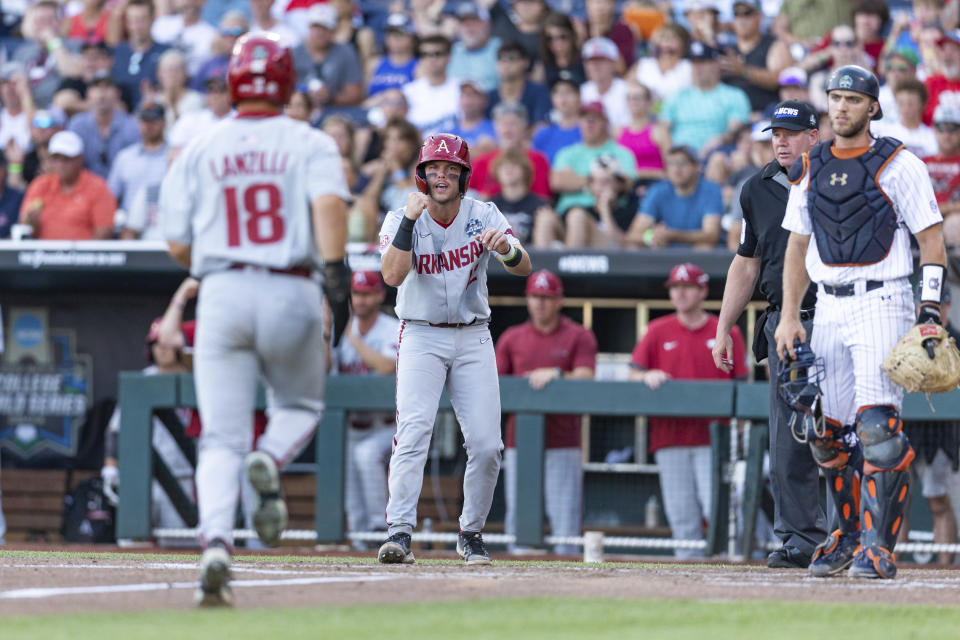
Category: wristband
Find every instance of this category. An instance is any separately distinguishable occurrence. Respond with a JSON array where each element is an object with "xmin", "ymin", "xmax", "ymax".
[
  {"xmin": 391, "ymin": 216, "xmax": 415, "ymax": 251},
  {"xmin": 502, "ymin": 245, "xmax": 523, "ymax": 267},
  {"xmin": 642, "ymin": 228, "xmax": 654, "ymax": 247},
  {"xmin": 8, "ymin": 163, "xmax": 22, "ymax": 174},
  {"xmin": 46, "ymin": 37, "xmax": 63, "ymax": 52},
  {"xmin": 496, "ymin": 244, "xmax": 518, "ymax": 263},
  {"xmin": 920, "ymin": 263, "xmax": 945, "ymax": 305}
]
